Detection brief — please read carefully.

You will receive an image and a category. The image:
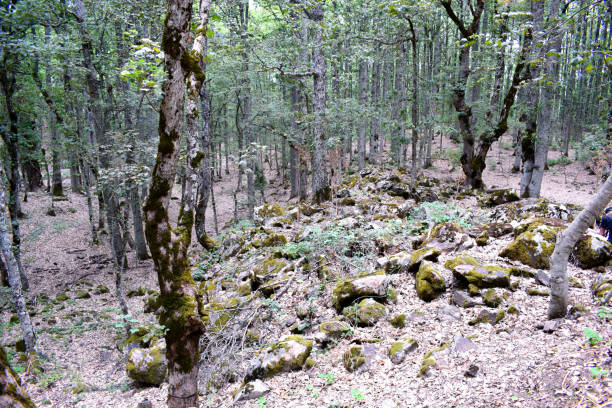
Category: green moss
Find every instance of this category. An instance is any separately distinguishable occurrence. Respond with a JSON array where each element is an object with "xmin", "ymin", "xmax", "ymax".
[
  {"xmin": 305, "ymin": 358, "xmax": 316, "ymax": 369},
  {"xmin": 75, "ymin": 290, "xmax": 91, "ymax": 299},
  {"xmin": 95, "ymin": 285, "xmax": 110, "ymax": 294},
  {"xmin": 190, "ymin": 151, "xmax": 206, "ymax": 169},
  {"xmin": 340, "ymin": 197, "xmax": 356, "ymax": 206},
  {"xmin": 476, "ymin": 230, "xmax": 489, "ymax": 246},
  {"xmin": 444, "ymin": 254, "xmax": 479, "ymax": 271},
  {"xmin": 409, "ymin": 247, "xmax": 441, "ymax": 272},
  {"xmin": 483, "ymin": 289, "xmax": 501, "ymax": 307},
  {"xmin": 55, "ymin": 292, "xmax": 69, "ymax": 302},
  {"xmin": 127, "ymin": 286, "xmax": 147, "ymax": 298},
  {"xmin": 319, "ymin": 319, "xmax": 351, "ymax": 341},
  {"xmin": 9, "ymin": 314, "xmax": 18, "ymax": 324},
  {"xmin": 257, "ymin": 203, "xmax": 286, "ymax": 218},
  {"xmin": 417, "ymin": 357, "xmax": 436, "ymax": 377},
  {"xmin": 415, "ymin": 262, "xmax": 446, "ymax": 301},
  {"xmin": 527, "ymin": 287, "xmax": 549, "ymax": 296},
  {"xmin": 507, "ymin": 305, "xmax": 519, "ymax": 315},
  {"xmin": 500, "ymin": 223, "xmax": 561, "ymax": 269},
  {"xmin": 568, "ymin": 277, "xmax": 583, "ymax": 288},
  {"xmin": 344, "ymin": 299, "xmax": 387, "ymax": 326},
  {"xmin": 390, "ymin": 314, "xmax": 406, "ymax": 328},
  {"xmin": 261, "ymin": 233, "xmax": 287, "ymax": 247},
  {"xmin": 332, "ymin": 272, "xmax": 388, "ymax": 311},
  {"xmin": 343, "ymin": 345, "xmax": 365, "ymax": 372},
  {"xmin": 468, "ymin": 284, "xmax": 480, "ymax": 296}
]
